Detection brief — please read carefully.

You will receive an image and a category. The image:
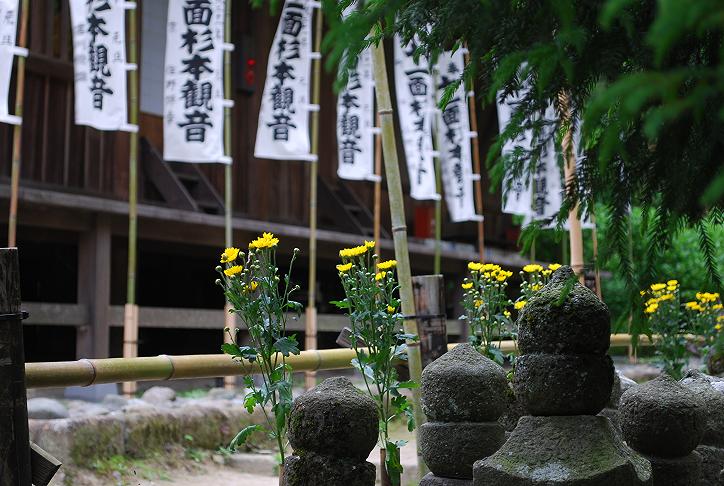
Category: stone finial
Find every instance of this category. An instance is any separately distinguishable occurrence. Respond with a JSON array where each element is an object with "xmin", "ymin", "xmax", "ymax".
[
  {"xmin": 288, "ymin": 377, "xmax": 377, "ymax": 460},
  {"xmin": 518, "ymin": 265, "xmax": 611, "ymax": 356},
  {"xmin": 284, "ymin": 377, "xmax": 377, "ymax": 486},
  {"xmin": 620, "ymin": 374, "xmax": 706, "ymax": 458},
  {"xmin": 421, "ymin": 343, "xmax": 508, "ymax": 423}
]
